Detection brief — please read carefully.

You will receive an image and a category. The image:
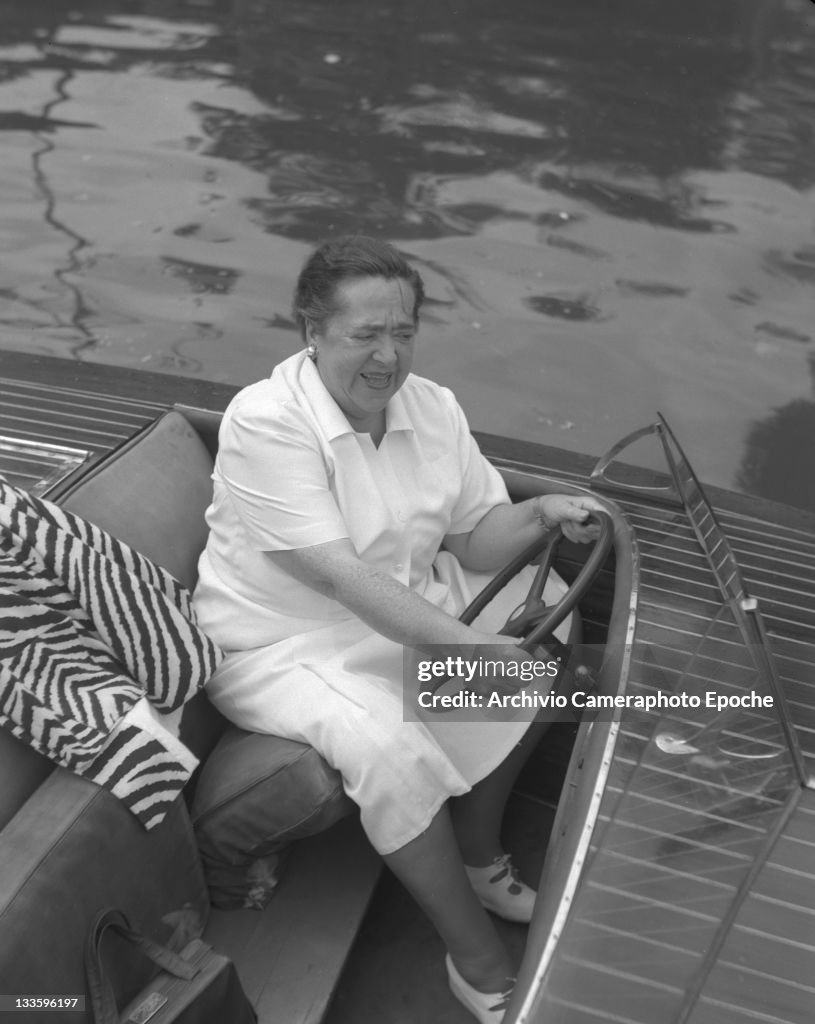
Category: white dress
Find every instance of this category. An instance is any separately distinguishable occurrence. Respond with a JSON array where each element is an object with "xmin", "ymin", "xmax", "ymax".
[{"xmin": 193, "ymin": 352, "xmax": 568, "ymax": 854}]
